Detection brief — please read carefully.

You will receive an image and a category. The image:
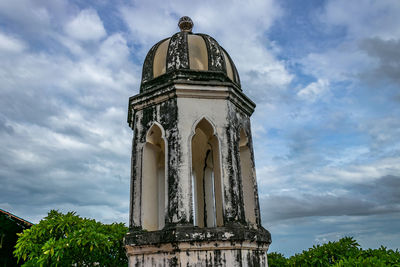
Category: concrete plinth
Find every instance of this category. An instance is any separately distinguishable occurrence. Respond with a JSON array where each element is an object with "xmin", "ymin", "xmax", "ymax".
[{"xmin": 125, "ymin": 226, "xmax": 271, "ymax": 267}]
